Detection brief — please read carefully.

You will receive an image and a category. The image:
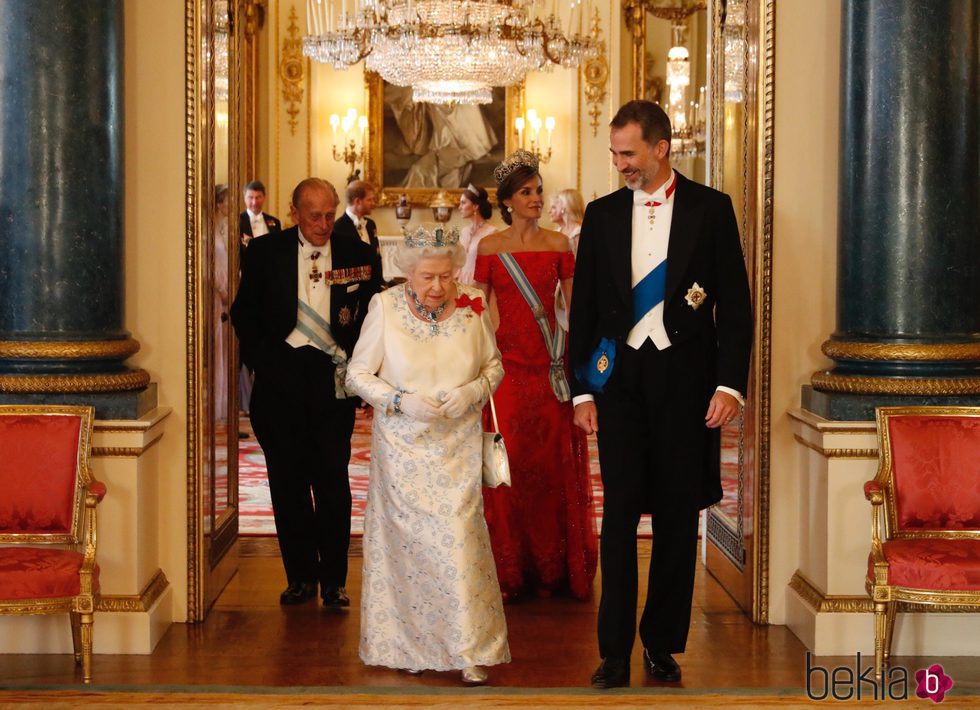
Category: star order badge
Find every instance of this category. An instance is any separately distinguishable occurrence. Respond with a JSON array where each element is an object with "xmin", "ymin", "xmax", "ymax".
[
  {"xmin": 338, "ymin": 306, "xmax": 352, "ymax": 326},
  {"xmin": 685, "ymin": 282, "xmax": 707, "ymax": 310}
]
